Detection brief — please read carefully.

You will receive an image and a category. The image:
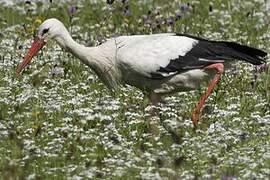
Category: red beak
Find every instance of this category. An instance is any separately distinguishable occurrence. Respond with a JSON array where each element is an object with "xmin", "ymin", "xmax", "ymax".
[{"xmin": 16, "ymin": 37, "xmax": 46, "ymax": 75}]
